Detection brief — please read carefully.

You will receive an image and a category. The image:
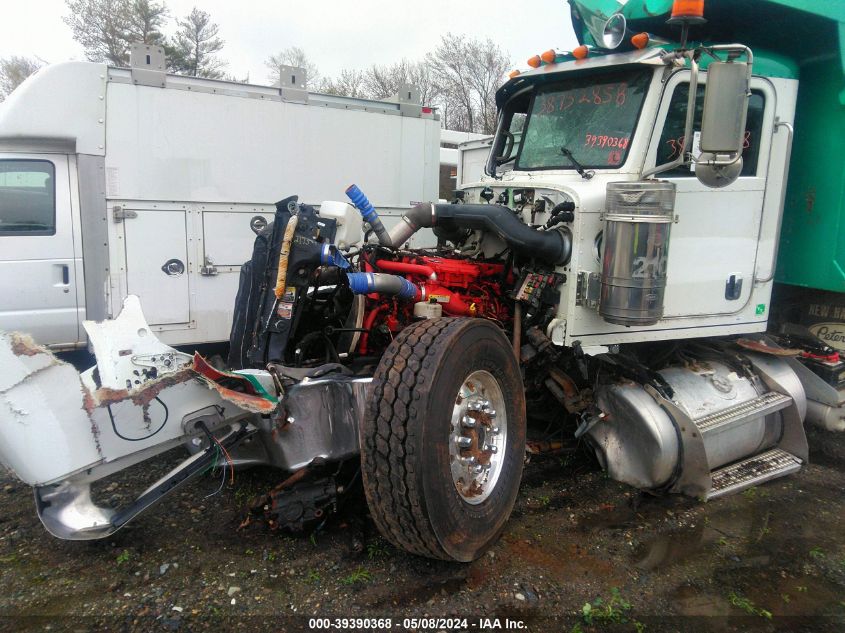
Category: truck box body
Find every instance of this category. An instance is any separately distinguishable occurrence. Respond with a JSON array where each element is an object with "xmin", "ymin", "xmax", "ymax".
[{"xmin": 0, "ymin": 62, "xmax": 440, "ymax": 348}]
